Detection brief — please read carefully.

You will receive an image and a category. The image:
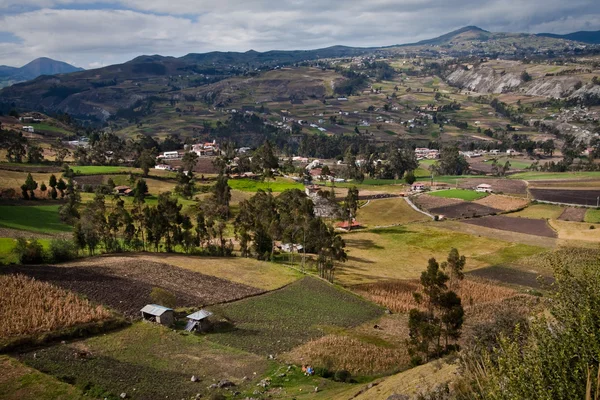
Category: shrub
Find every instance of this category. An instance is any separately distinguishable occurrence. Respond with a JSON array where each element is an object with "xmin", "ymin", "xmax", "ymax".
[
  {"xmin": 314, "ymin": 367, "xmax": 332, "ymax": 378},
  {"xmin": 49, "ymin": 239, "xmax": 78, "ymax": 263},
  {"xmin": 12, "ymin": 238, "xmax": 45, "ymax": 264},
  {"xmin": 150, "ymin": 287, "xmax": 176, "ymax": 308},
  {"xmin": 333, "ymin": 369, "xmax": 351, "ymax": 382}
]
